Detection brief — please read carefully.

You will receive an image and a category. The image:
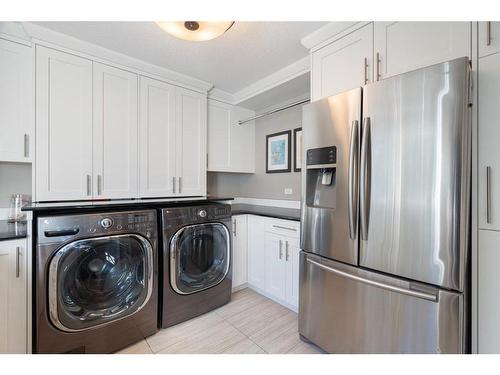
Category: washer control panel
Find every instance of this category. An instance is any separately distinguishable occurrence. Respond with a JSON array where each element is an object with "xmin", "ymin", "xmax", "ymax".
[{"xmin": 38, "ymin": 210, "xmax": 157, "ymax": 243}]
